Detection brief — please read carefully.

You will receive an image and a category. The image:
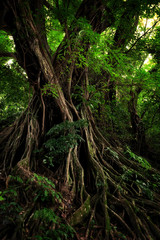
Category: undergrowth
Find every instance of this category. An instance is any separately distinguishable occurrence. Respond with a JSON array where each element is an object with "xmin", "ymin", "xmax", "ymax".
[{"xmin": 0, "ymin": 173, "xmax": 75, "ymax": 240}]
